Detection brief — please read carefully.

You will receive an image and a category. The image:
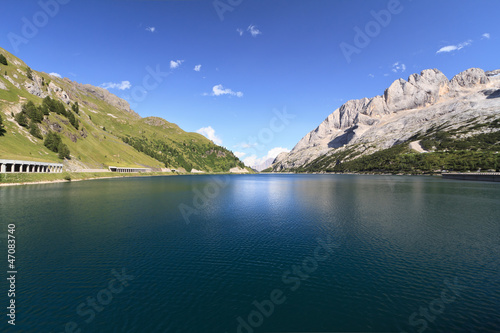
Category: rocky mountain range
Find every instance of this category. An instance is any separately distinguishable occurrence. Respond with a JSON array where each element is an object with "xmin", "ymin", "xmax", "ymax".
[{"xmin": 271, "ymin": 67, "xmax": 500, "ymax": 172}]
